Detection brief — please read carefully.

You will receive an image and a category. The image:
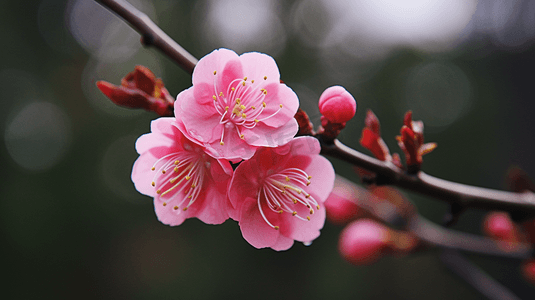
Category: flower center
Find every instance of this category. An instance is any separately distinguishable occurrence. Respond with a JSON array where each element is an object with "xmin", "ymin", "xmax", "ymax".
[
  {"xmin": 149, "ymin": 151, "xmax": 205, "ymax": 212},
  {"xmin": 257, "ymin": 167, "xmax": 320, "ymax": 230},
  {"xmin": 211, "ymin": 72, "xmax": 283, "ymax": 145}
]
